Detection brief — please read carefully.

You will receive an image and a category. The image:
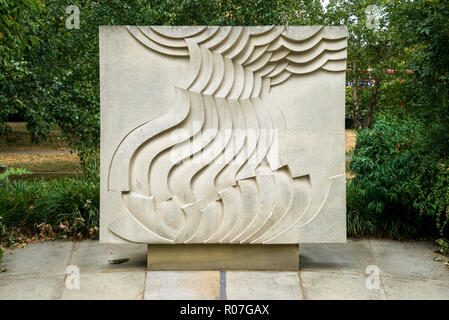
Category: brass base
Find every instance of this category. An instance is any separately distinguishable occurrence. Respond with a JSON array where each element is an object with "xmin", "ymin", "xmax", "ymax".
[{"xmin": 147, "ymin": 244, "xmax": 299, "ymax": 271}]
